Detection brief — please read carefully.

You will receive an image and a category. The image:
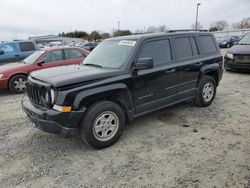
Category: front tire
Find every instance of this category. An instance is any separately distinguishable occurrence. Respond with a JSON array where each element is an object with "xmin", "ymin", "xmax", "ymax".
[
  {"xmin": 194, "ymin": 75, "xmax": 216, "ymax": 107},
  {"xmin": 9, "ymin": 74, "xmax": 27, "ymax": 94},
  {"xmin": 80, "ymin": 101, "xmax": 125, "ymax": 149}
]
